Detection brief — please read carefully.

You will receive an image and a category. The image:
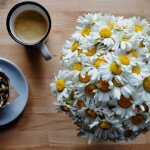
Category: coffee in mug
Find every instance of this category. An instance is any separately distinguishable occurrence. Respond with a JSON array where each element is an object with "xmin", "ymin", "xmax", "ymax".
[
  {"xmin": 6, "ymin": 1, "xmax": 52, "ymax": 61},
  {"xmin": 14, "ymin": 10, "xmax": 48, "ymax": 44}
]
